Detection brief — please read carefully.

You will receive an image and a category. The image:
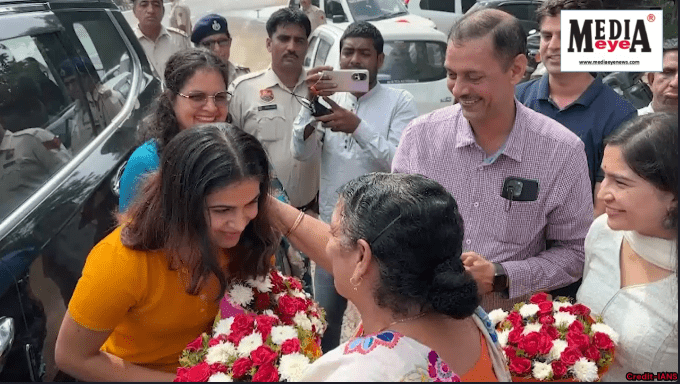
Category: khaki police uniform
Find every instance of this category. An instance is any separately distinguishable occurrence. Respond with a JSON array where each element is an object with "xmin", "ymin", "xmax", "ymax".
[
  {"xmin": 227, "ymin": 61, "xmax": 250, "ymax": 87},
  {"xmin": 0, "ymin": 128, "xmax": 71, "ymax": 217},
  {"xmin": 68, "ymin": 84, "xmax": 125, "ymax": 154},
  {"xmin": 303, "ymin": 5, "xmax": 326, "ymax": 33},
  {"xmin": 228, "ymin": 67, "xmax": 320, "ymax": 208},
  {"xmin": 169, "ymin": 2, "xmax": 192, "ymax": 36},
  {"xmin": 135, "ymin": 25, "xmax": 191, "ymax": 80}
]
